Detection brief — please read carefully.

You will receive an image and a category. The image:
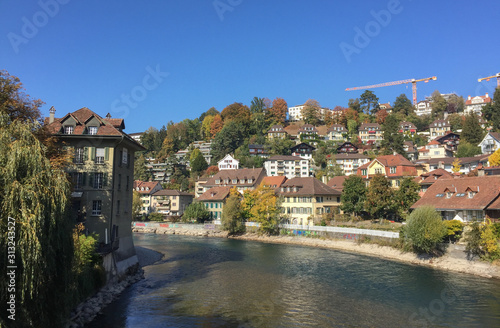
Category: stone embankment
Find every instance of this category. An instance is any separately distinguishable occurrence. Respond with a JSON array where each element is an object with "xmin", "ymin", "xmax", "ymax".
[{"xmin": 132, "ymin": 224, "xmax": 229, "ymax": 238}]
